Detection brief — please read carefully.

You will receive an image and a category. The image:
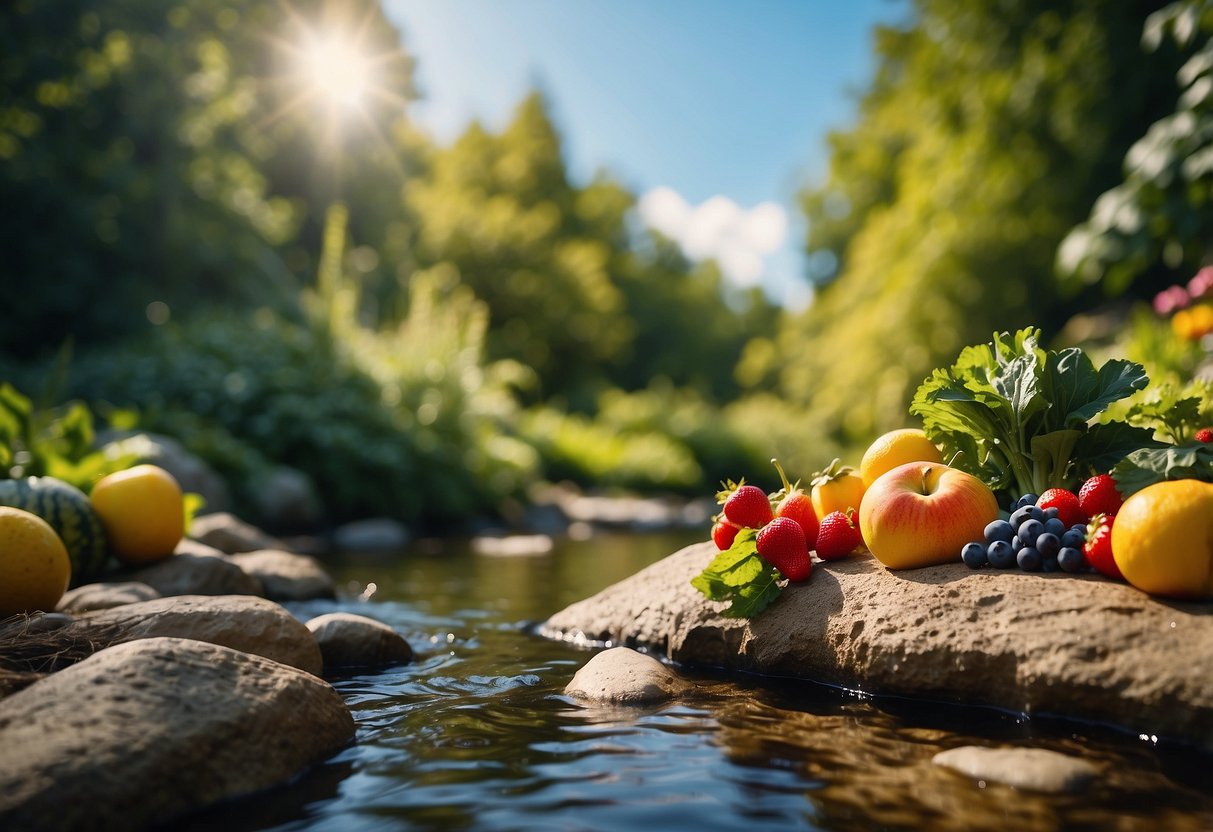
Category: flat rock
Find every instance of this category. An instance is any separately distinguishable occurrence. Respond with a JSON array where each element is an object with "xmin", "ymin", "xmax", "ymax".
[
  {"xmin": 564, "ymin": 646, "xmax": 691, "ymax": 704},
  {"xmin": 0, "ymin": 637, "xmax": 353, "ymax": 831},
  {"xmin": 332, "ymin": 517, "xmax": 410, "ymax": 552},
  {"xmin": 305, "ymin": 612, "xmax": 413, "ymax": 671},
  {"xmin": 80, "ymin": 595, "xmax": 323, "ymax": 676},
  {"xmin": 57, "ymin": 581, "xmax": 161, "ymax": 613},
  {"xmin": 129, "ymin": 552, "xmax": 265, "ymax": 597},
  {"xmin": 933, "ymin": 746, "xmax": 1097, "ymax": 793},
  {"xmin": 228, "ymin": 549, "xmax": 336, "ymax": 601},
  {"xmin": 541, "ymin": 542, "xmax": 1213, "ymax": 750},
  {"xmin": 190, "ymin": 512, "xmax": 286, "ymax": 554}
]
